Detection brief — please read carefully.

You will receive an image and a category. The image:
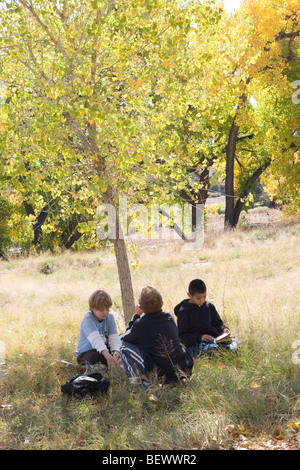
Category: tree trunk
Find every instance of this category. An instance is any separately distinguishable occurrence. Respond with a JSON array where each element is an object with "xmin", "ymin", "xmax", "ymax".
[
  {"xmin": 102, "ymin": 185, "xmax": 135, "ymax": 324},
  {"xmin": 231, "ymin": 158, "xmax": 272, "ymax": 227},
  {"xmin": 62, "ymin": 230, "xmax": 84, "ymax": 249},
  {"xmin": 225, "ymin": 120, "xmax": 239, "ymax": 228},
  {"xmin": 232, "ymin": 198, "xmax": 244, "ymax": 228},
  {"xmin": 0, "ymin": 250, "xmax": 9, "ymax": 261},
  {"xmin": 112, "ymin": 230, "xmax": 136, "ymax": 324},
  {"xmin": 23, "ymin": 201, "xmax": 49, "ymax": 246},
  {"xmin": 180, "ymin": 166, "xmax": 211, "ymax": 232},
  {"xmin": 61, "ymin": 219, "xmax": 84, "ymax": 249},
  {"xmin": 225, "ymin": 86, "xmax": 250, "ymax": 229},
  {"xmin": 93, "ymin": 136, "xmax": 135, "ymax": 323}
]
